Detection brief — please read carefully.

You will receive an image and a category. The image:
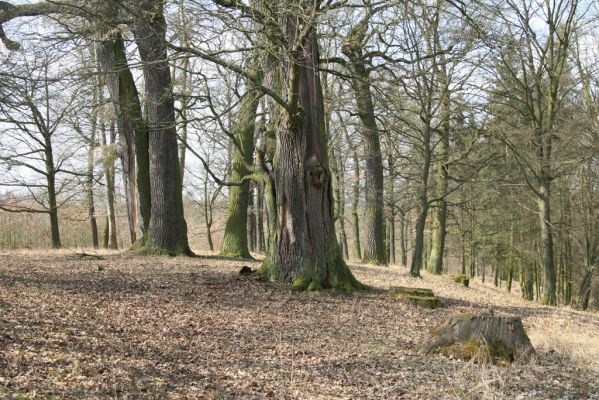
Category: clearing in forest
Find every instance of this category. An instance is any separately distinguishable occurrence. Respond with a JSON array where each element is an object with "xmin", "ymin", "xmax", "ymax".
[{"xmin": 1, "ymin": 251, "xmax": 598, "ymax": 399}]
